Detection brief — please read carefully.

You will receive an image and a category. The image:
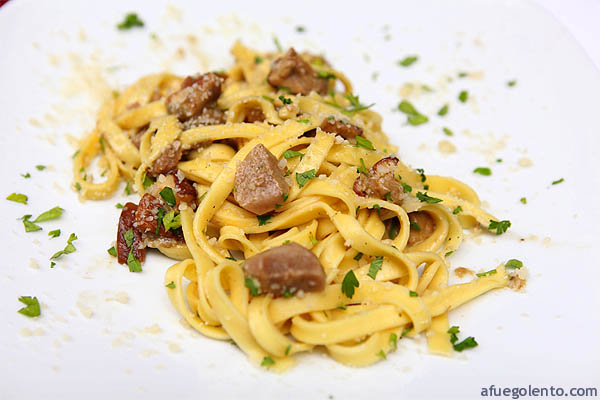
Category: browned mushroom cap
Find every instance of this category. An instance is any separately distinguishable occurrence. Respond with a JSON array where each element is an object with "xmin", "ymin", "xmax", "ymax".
[
  {"xmin": 233, "ymin": 144, "xmax": 289, "ymax": 215},
  {"xmin": 267, "ymin": 48, "xmax": 328, "ymax": 95},
  {"xmin": 407, "ymin": 211, "xmax": 436, "ymax": 246},
  {"xmin": 319, "ymin": 117, "xmax": 363, "ymax": 140},
  {"xmin": 165, "ymin": 72, "xmax": 225, "ymax": 121},
  {"xmin": 353, "ymin": 156, "xmax": 405, "ymax": 203},
  {"xmin": 244, "ymin": 242, "xmax": 326, "ymax": 297}
]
